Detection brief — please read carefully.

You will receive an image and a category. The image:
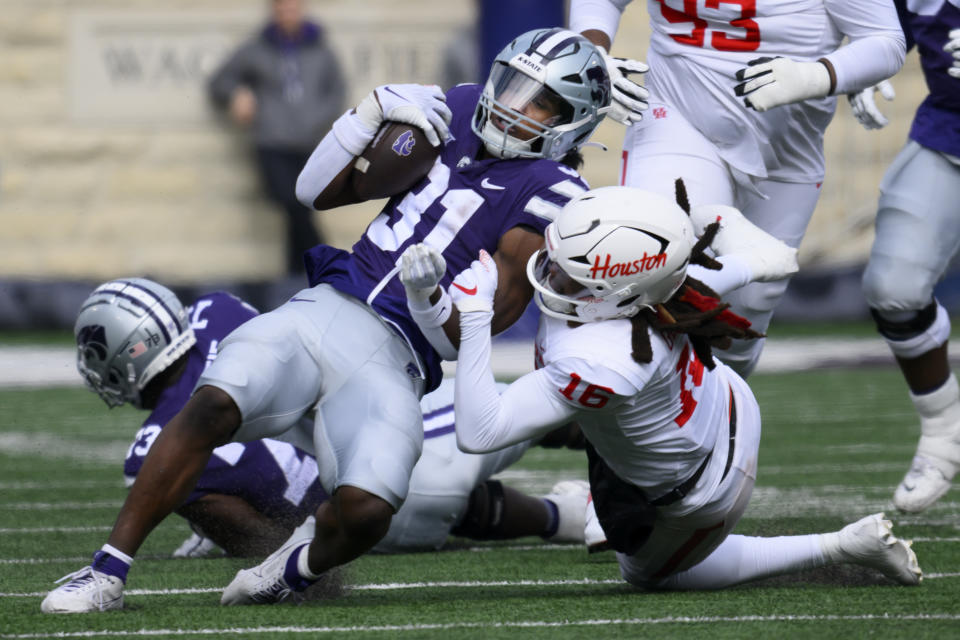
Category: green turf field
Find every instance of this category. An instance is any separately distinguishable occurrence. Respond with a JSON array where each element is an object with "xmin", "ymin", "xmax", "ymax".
[{"xmin": 1, "ymin": 367, "xmax": 958, "ymax": 639}]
